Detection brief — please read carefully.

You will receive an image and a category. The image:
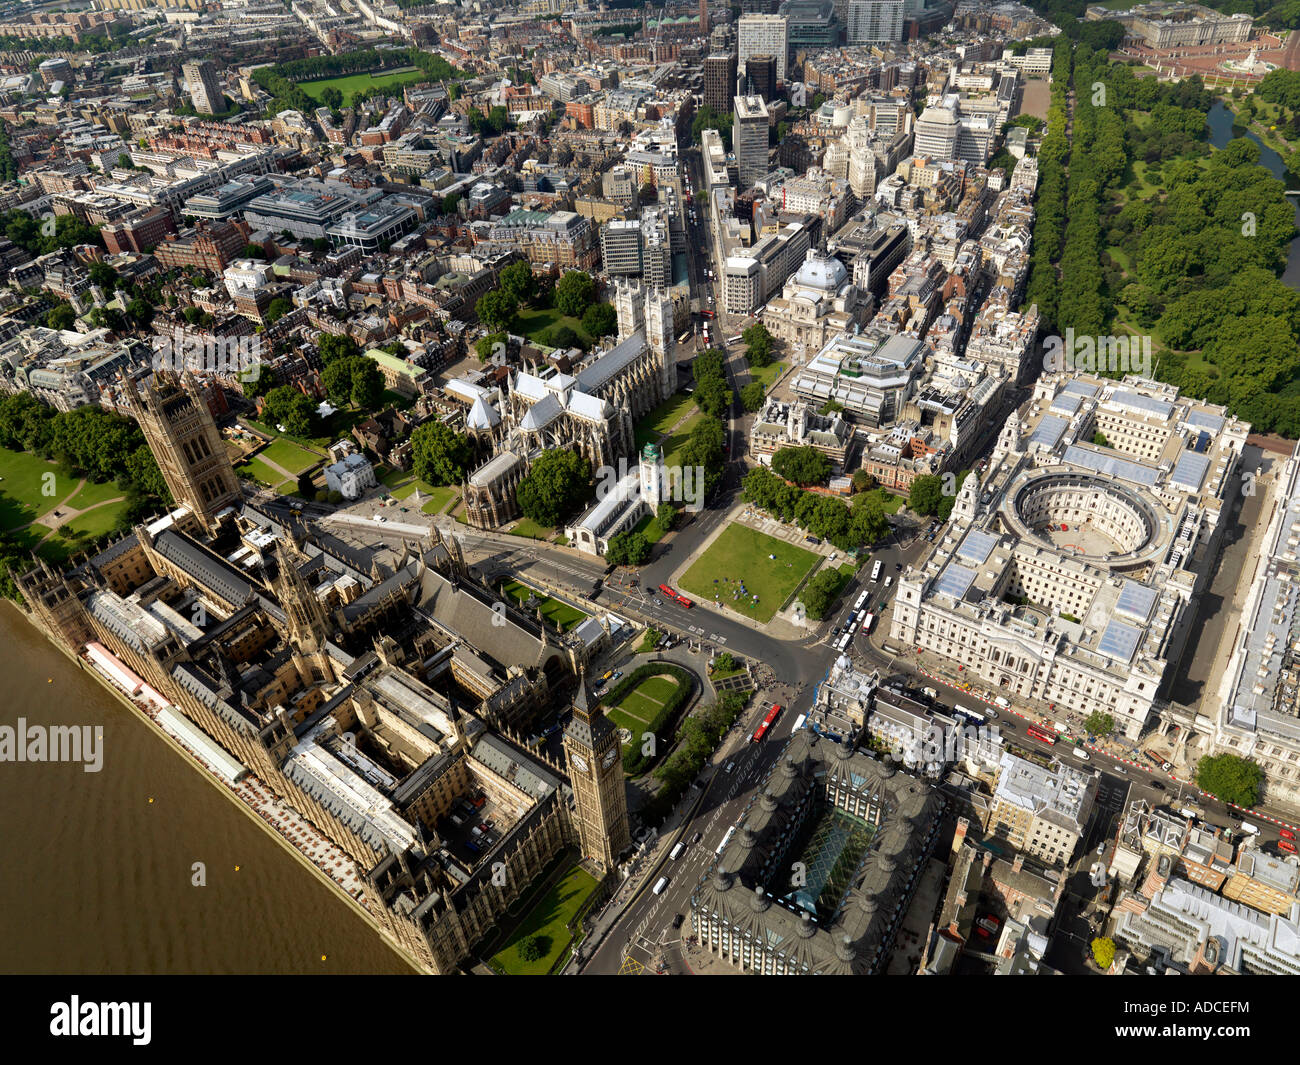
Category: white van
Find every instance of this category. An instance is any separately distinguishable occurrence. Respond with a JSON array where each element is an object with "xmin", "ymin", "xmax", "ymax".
[
  {"xmin": 994, "ymin": 696, "xmax": 1011, "ymax": 710},
  {"xmin": 653, "ymin": 876, "xmax": 670, "ymax": 895},
  {"xmin": 1237, "ymin": 821, "xmax": 1261, "ymax": 836},
  {"xmin": 670, "ymin": 842, "xmax": 685, "ymax": 860},
  {"xmin": 1070, "ymin": 746, "xmax": 1090, "ymax": 760}
]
